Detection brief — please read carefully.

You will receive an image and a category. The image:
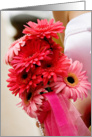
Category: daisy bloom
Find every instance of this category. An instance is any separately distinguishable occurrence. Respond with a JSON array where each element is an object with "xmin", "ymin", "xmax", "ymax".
[
  {"xmin": 11, "ymin": 38, "xmax": 51, "ymax": 73},
  {"xmin": 7, "ymin": 68, "xmax": 43, "ymax": 96},
  {"xmin": 19, "ymin": 91, "xmax": 44, "ymax": 118},
  {"xmin": 61, "ymin": 60, "xmax": 91, "ymax": 101},
  {"xmin": 23, "ymin": 19, "xmax": 65, "ymax": 39},
  {"xmin": 5, "ymin": 35, "xmax": 30, "ymax": 64}
]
